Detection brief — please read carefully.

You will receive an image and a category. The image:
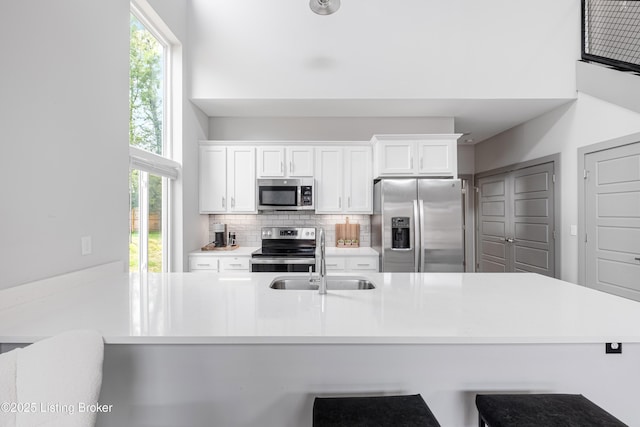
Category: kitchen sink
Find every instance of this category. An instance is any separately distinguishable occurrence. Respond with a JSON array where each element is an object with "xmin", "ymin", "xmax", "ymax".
[{"xmin": 269, "ymin": 276, "xmax": 376, "ymax": 290}]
